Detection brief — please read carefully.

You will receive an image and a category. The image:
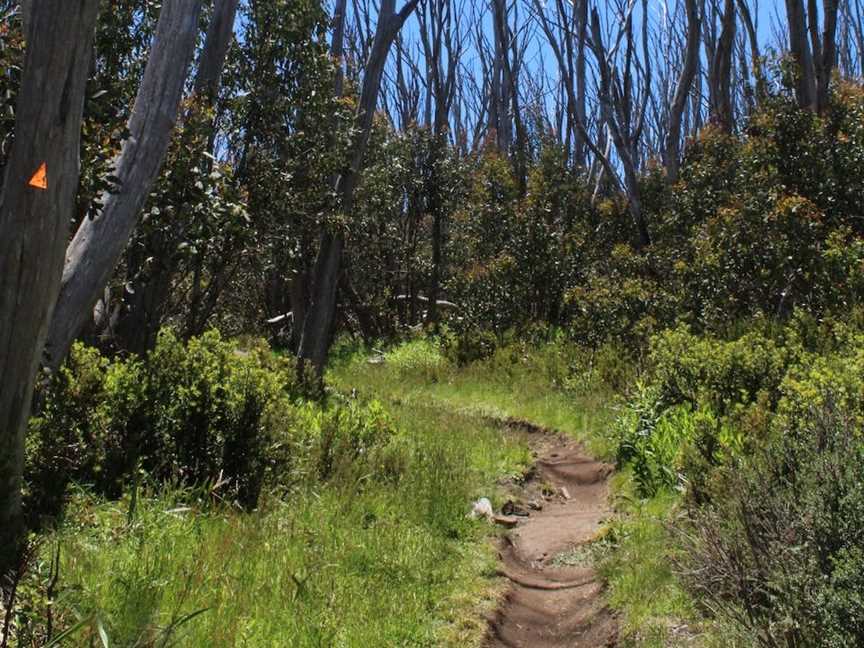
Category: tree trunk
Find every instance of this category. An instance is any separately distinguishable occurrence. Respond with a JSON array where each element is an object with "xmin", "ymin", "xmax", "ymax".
[
  {"xmin": 196, "ymin": 0, "xmax": 240, "ymax": 100},
  {"xmin": 114, "ymin": 0, "xmax": 240, "ymax": 355},
  {"xmin": 811, "ymin": 0, "xmax": 839, "ymax": 113},
  {"xmin": 0, "ymin": 0, "xmax": 99, "ymax": 577},
  {"xmin": 665, "ymin": 0, "xmax": 701, "ymax": 180},
  {"xmin": 589, "ymin": 7, "xmax": 651, "ymax": 249},
  {"xmin": 786, "ymin": 0, "xmax": 818, "ymax": 109},
  {"xmin": 709, "ymin": 0, "xmax": 737, "ymax": 131},
  {"xmin": 298, "ymin": 0, "xmax": 420, "ymax": 382},
  {"xmin": 114, "ymin": 237, "xmax": 175, "ymax": 356},
  {"xmin": 43, "ymin": 0, "xmax": 203, "ymax": 372}
]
